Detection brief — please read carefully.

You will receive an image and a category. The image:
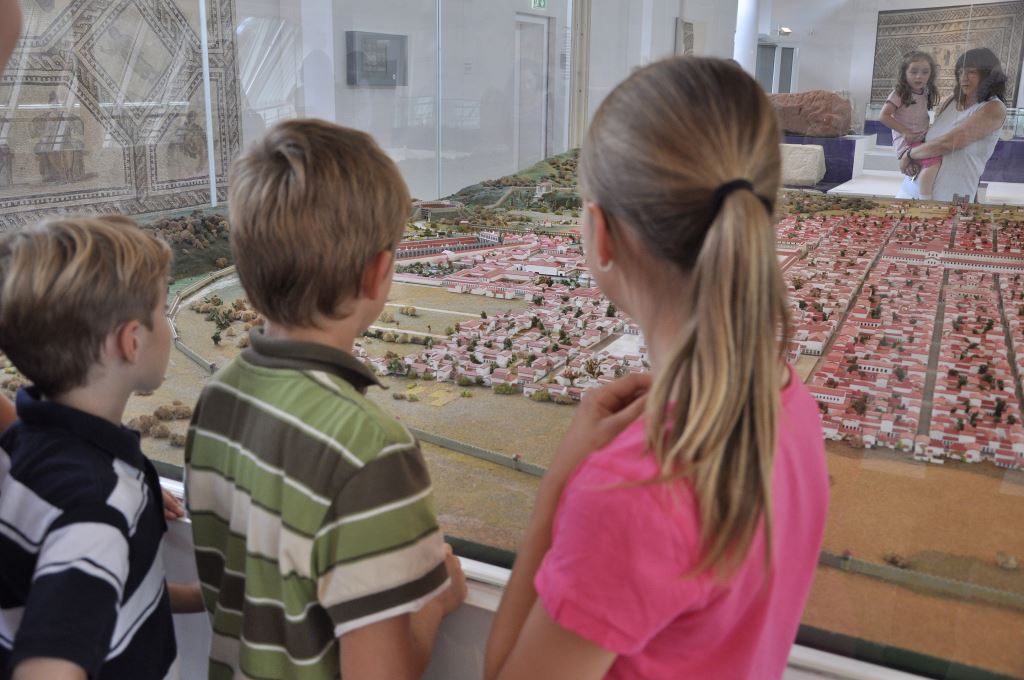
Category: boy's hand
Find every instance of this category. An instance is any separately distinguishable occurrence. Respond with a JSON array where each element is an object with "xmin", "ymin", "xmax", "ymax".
[
  {"xmin": 439, "ymin": 544, "xmax": 467, "ymax": 616},
  {"xmin": 162, "ymin": 488, "xmax": 185, "ymax": 521},
  {"xmin": 339, "ymin": 545, "xmax": 466, "ymax": 678},
  {"xmin": 549, "ymin": 373, "xmax": 651, "ymax": 481}
]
